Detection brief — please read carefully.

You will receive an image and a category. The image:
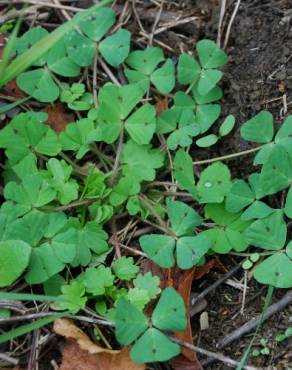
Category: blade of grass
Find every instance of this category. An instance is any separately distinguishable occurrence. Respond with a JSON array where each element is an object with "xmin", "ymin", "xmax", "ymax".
[
  {"xmin": 0, "ymin": 312, "xmax": 67, "ymax": 344},
  {"xmin": 0, "ymin": 291, "xmax": 64, "ymax": 302},
  {"xmin": 0, "ymin": 96, "xmax": 30, "ymax": 114},
  {"xmin": 0, "ymin": 0, "xmax": 112, "ymax": 87},
  {"xmin": 236, "ymin": 285, "xmax": 274, "ymax": 370}
]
